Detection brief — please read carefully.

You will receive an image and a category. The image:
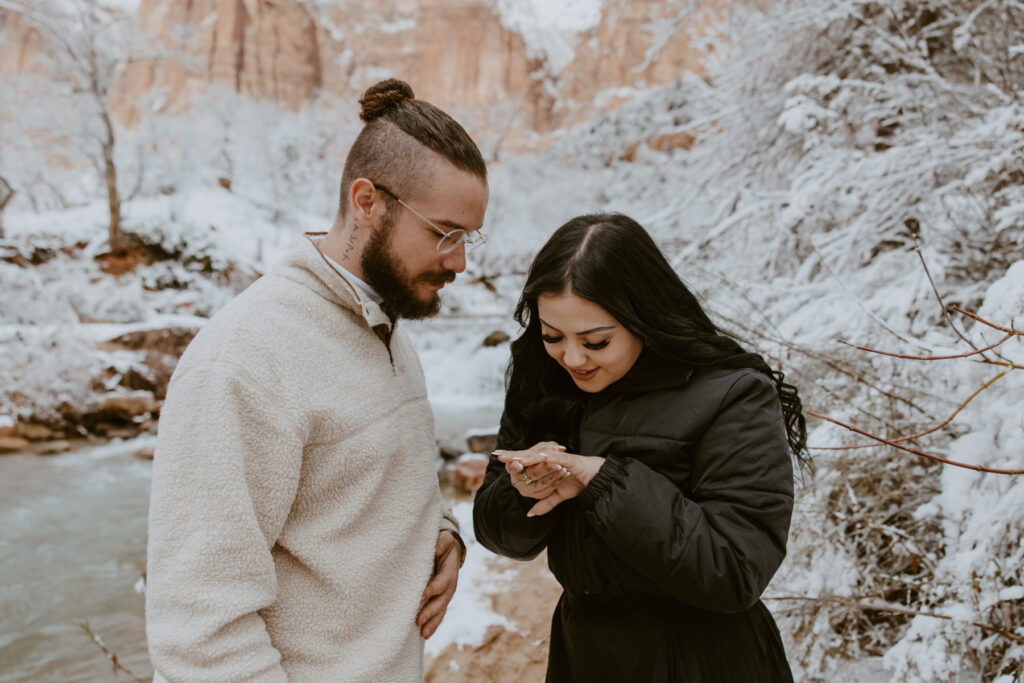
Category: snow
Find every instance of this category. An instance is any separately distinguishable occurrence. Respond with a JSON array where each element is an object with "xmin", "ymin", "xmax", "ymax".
[
  {"xmin": 465, "ymin": 425, "xmax": 501, "ymax": 439},
  {"xmin": 1000, "ymin": 586, "xmax": 1024, "ymax": 602},
  {"xmin": 99, "ymin": 0, "xmax": 140, "ymax": 12},
  {"xmin": 493, "ymin": 0, "xmax": 604, "ymax": 73}
]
